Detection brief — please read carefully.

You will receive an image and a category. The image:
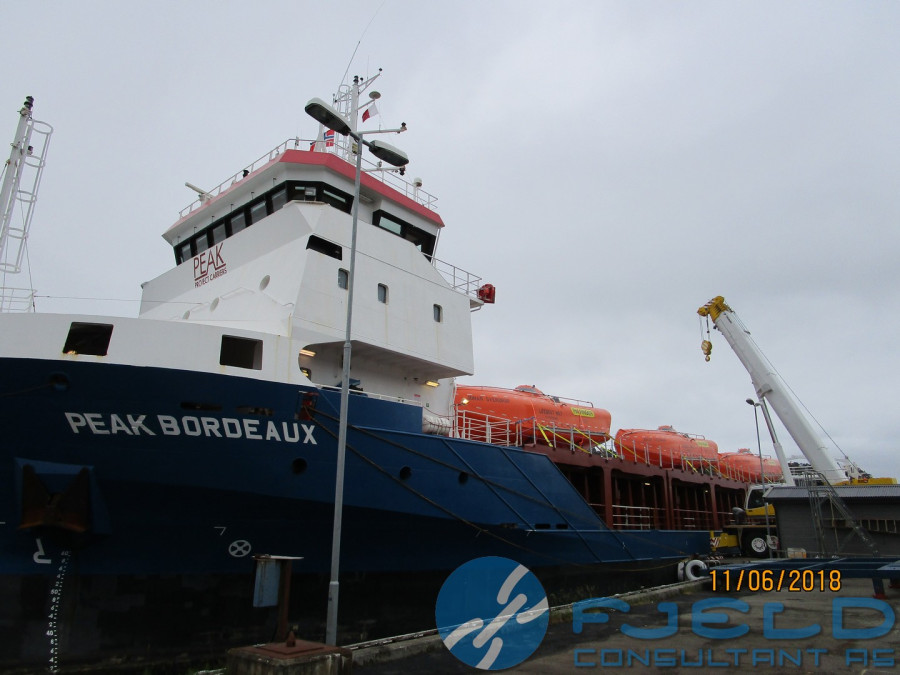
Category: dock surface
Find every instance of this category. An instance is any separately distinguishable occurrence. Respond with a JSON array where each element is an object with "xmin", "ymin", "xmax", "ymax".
[{"xmin": 353, "ymin": 576, "xmax": 900, "ymax": 674}]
